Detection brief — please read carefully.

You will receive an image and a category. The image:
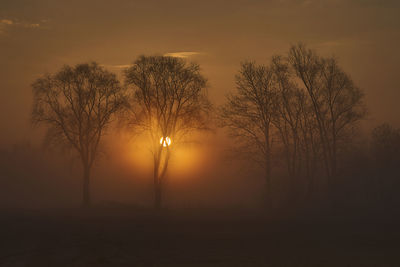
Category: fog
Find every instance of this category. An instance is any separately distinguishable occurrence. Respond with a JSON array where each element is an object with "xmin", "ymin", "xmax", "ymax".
[
  {"xmin": 1, "ymin": 1, "xmax": 400, "ymax": 266},
  {"xmin": 0, "ymin": 131, "xmax": 267, "ymax": 211}
]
